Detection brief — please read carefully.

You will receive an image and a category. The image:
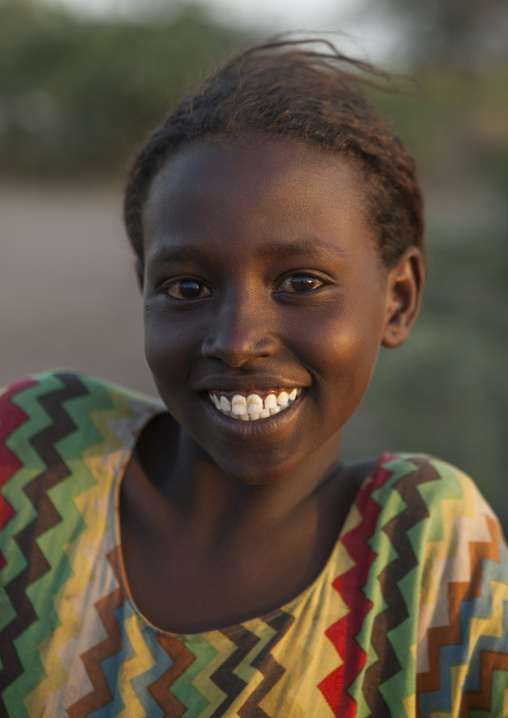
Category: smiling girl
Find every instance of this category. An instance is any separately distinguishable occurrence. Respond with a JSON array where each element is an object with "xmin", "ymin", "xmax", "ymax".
[{"xmin": 1, "ymin": 39, "xmax": 507, "ymax": 718}]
